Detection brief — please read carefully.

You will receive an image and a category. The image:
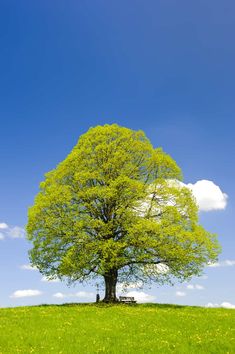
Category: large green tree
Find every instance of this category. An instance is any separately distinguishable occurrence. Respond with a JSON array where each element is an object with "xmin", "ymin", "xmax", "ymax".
[{"xmin": 27, "ymin": 124, "xmax": 220, "ymax": 302}]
